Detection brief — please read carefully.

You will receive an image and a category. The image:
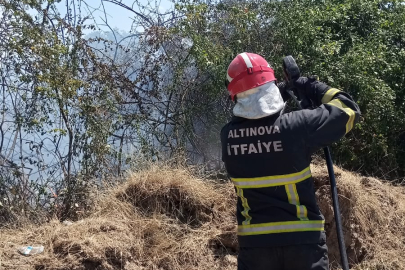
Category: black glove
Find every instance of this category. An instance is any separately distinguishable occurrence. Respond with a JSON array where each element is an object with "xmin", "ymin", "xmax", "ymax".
[
  {"xmin": 293, "ymin": 76, "xmax": 330, "ymax": 107},
  {"xmin": 277, "ymin": 81, "xmax": 291, "ymax": 102}
]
